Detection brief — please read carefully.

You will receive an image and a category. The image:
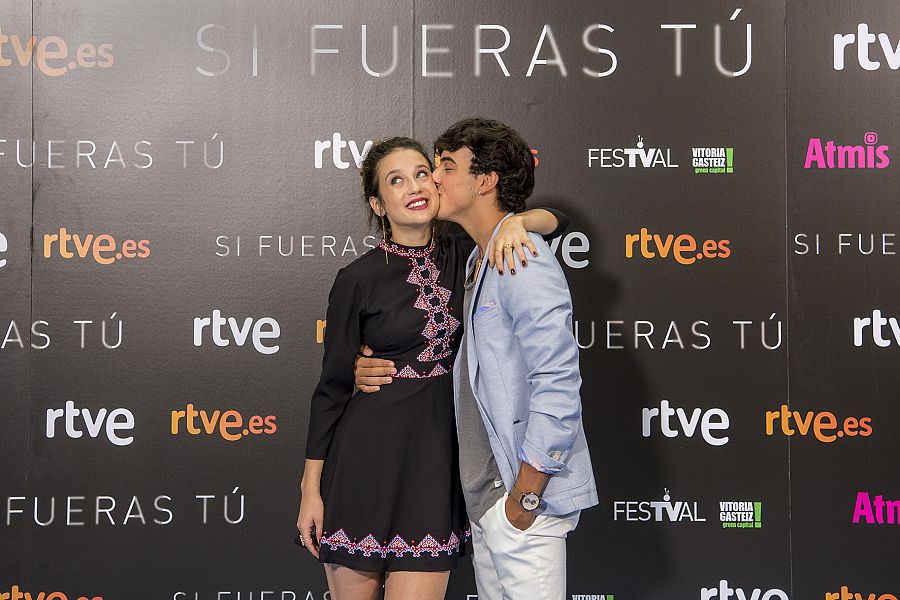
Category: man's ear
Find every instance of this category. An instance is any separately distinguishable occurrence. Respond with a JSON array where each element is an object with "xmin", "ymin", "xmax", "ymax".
[
  {"xmin": 368, "ymin": 196, "xmax": 384, "ymax": 216},
  {"xmin": 479, "ymin": 171, "xmax": 499, "ymax": 196}
]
